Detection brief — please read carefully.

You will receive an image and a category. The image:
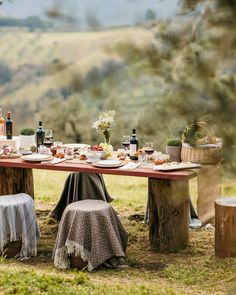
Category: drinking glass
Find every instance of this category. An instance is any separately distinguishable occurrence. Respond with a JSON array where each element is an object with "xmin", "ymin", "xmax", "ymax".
[
  {"xmin": 44, "ymin": 129, "xmax": 53, "ymax": 148},
  {"xmin": 65, "ymin": 147, "xmax": 74, "ymax": 160},
  {"xmin": 122, "ymin": 135, "xmax": 130, "ymax": 151},
  {"xmin": 51, "ymin": 141, "xmax": 62, "ymax": 156},
  {"xmin": 144, "ymin": 142, "xmax": 154, "ymax": 163}
]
